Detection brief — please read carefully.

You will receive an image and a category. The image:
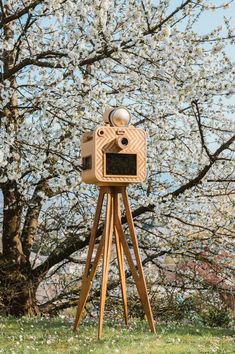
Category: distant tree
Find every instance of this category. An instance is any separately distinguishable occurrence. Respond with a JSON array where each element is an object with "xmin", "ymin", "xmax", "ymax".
[{"xmin": 0, "ymin": 0, "xmax": 234, "ymax": 316}]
